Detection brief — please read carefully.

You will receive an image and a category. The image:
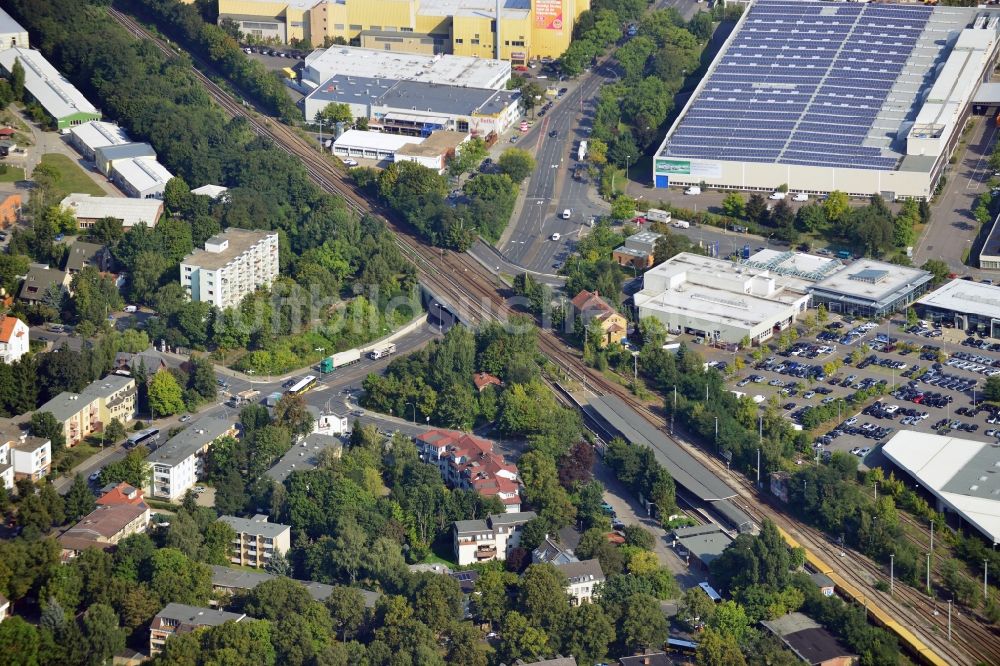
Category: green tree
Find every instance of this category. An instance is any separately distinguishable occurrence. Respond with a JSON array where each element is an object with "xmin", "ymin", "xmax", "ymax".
[
  {"xmin": 103, "ymin": 418, "xmax": 126, "ymax": 447},
  {"xmin": 709, "ymin": 600, "xmax": 750, "ymax": 643},
  {"xmin": 272, "ymin": 393, "xmax": 313, "ymax": 436},
  {"xmin": 325, "ymin": 586, "xmax": 367, "ymax": 640},
  {"xmin": 985, "ymin": 375, "xmax": 1000, "ymax": 403},
  {"xmin": 10, "ymin": 58, "xmax": 24, "ymax": 101},
  {"xmin": 83, "ymin": 603, "xmax": 126, "ymax": 666},
  {"xmin": 187, "ymin": 357, "xmax": 218, "ymax": 402},
  {"xmin": 679, "ymin": 586, "xmax": 716, "ymax": 630},
  {"xmin": 696, "ymin": 627, "xmax": 747, "ymax": 666},
  {"xmin": 471, "ymin": 568, "xmax": 514, "ymax": 628},
  {"xmin": 823, "ymin": 190, "xmax": 850, "ymax": 225},
  {"xmin": 444, "ymin": 622, "xmax": 488, "ymax": 666},
  {"xmin": 518, "ymin": 451, "xmax": 576, "ymax": 528},
  {"xmin": 621, "ymin": 593, "xmax": 668, "ymax": 653},
  {"xmin": 64, "ymin": 474, "xmax": 95, "ymax": 522},
  {"xmin": 316, "ymin": 103, "xmax": 353, "ymax": 125},
  {"xmin": 29, "ymin": 411, "xmax": 65, "ymax": 451},
  {"xmin": 497, "ymin": 148, "xmax": 537, "ymax": 183},
  {"xmin": 0, "ymin": 616, "xmax": 39, "ymax": 666},
  {"xmin": 99, "ymin": 448, "xmax": 150, "ymax": 488},
  {"xmin": 722, "ymin": 192, "xmax": 745, "ymax": 218},
  {"xmin": 148, "ymin": 370, "xmax": 185, "ymax": 418},
  {"xmin": 921, "ymin": 259, "xmax": 951, "ymax": 287},
  {"xmin": 560, "ymin": 602, "xmax": 615, "ymax": 665},
  {"xmin": 499, "ymin": 611, "xmax": 549, "ymax": 663},
  {"xmin": 610, "ymin": 195, "xmax": 637, "ymax": 221},
  {"xmin": 148, "ymin": 548, "xmax": 211, "ymax": 606}
]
